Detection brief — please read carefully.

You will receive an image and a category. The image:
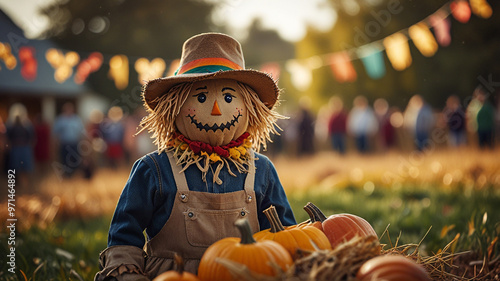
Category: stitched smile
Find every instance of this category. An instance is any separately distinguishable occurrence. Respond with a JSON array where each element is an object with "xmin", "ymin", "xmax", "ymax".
[{"xmin": 187, "ymin": 113, "xmax": 242, "ymax": 132}]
